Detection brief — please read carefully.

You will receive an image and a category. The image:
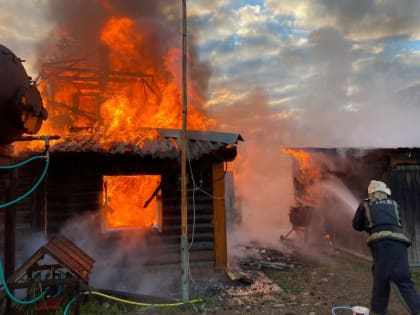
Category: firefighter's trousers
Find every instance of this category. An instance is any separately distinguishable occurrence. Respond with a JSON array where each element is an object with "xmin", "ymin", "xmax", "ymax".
[{"xmin": 370, "ymin": 239, "xmax": 420, "ymax": 315}]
